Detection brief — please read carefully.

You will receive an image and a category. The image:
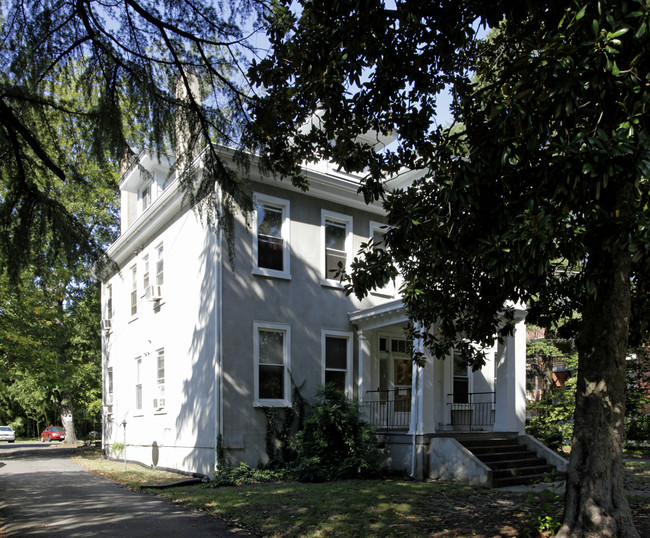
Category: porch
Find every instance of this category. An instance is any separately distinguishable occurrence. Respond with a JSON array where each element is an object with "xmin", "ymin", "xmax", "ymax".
[
  {"xmin": 364, "ymin": 389, "xmax": 497, "ymax": 432},
  {"xmin": 350, "ymin": 299, "xmax": 529, "ymax": 481}
]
